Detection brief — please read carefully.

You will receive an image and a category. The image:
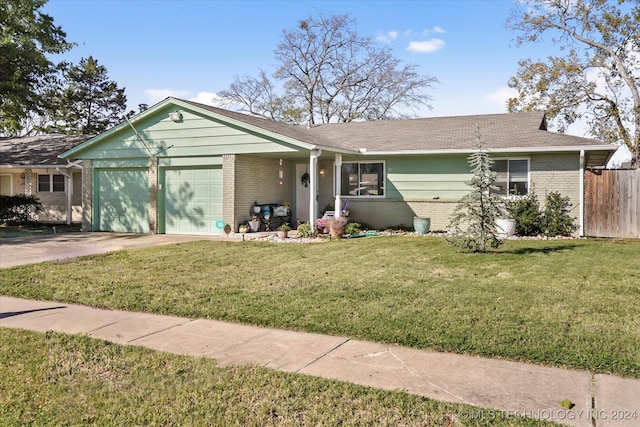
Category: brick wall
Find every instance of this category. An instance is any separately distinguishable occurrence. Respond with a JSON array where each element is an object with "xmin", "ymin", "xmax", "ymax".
[
  {"xmin": 148, "ymin": 157, "xmax": 158, "ymax": 234},
  {"xmin": 346, "ymin": 198, "xmax": 458, "ymax": 231},
  {"xmin": 530, "ymin": 153, "xmax": 581, "ymax": 220},
  {"xmin": 82, "ymin": 160, "xmax": 93, "ymax": 231},
  {"xmin": 232, "ymin": 155, "xmax": 293, "ymax": 229}
]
